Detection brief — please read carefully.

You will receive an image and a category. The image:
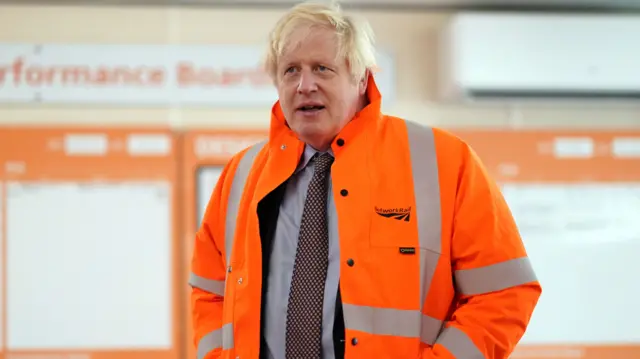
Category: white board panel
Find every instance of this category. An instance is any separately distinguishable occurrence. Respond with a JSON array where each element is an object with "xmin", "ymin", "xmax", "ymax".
[
  {"xmin": 5, "ymin": 181, "xmax": 172, "ymax": 350},
  {"xmin": 503, "ymin": 183, "xmax": 640, "ymax": 345},
  {"xmin": 196, "ymin": 167, "xmax": 223, "ymax": 230}
]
